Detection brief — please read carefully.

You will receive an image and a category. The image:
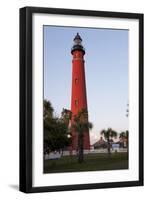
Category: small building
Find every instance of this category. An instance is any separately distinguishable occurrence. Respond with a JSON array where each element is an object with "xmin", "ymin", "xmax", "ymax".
[{"xmin": 92, "ymin": 137, "xmax": 107, "ymax": 149}]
